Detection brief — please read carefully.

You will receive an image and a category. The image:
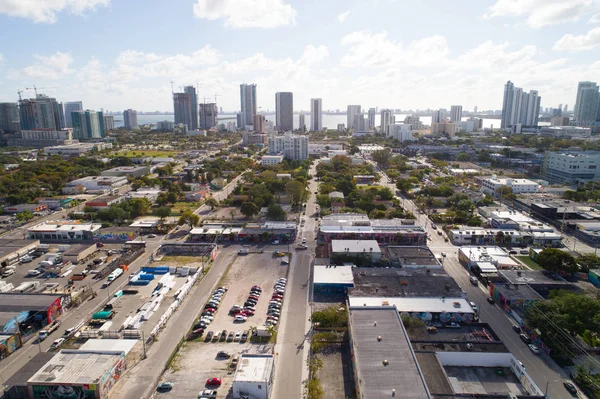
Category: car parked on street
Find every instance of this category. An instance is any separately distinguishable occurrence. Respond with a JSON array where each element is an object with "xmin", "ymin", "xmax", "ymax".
[
  {"xmin": 520, "ymin": 334, "xmax": 531, "ymax": 344},
  {"xmin": 528, "ymin": 344, "xmax": 540, "ymax": 354},
  {"xmin": 205, "ymin": 378, "xmax": 222, "ymax": 387}
]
